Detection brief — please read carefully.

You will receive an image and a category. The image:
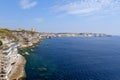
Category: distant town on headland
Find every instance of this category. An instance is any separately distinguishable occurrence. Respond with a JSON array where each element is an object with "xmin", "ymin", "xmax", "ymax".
[{"xmin": 1, "ymin": 28, "xmax": 112, "ymax": 39}]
